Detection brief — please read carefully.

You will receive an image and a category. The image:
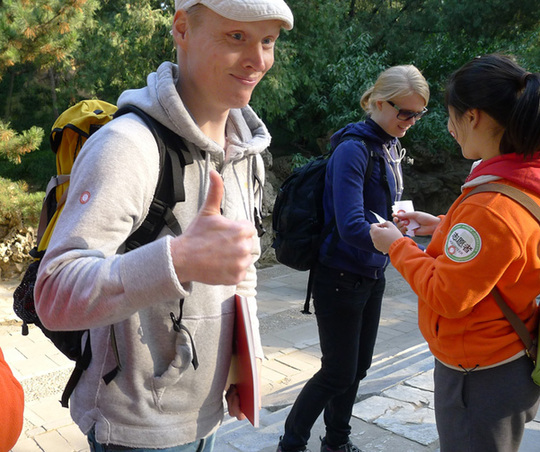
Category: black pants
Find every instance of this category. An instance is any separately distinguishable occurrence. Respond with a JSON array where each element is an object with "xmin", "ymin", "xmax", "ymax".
[
  {"xmin": 280, "ymin": 264, "xmax": 385, "ymax": 451},
  {"xmin": 434, "ymin": 356, "xmax": 540, "ymax": 452}
]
